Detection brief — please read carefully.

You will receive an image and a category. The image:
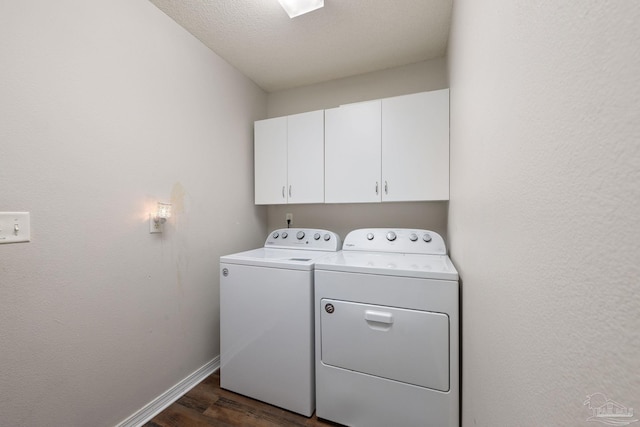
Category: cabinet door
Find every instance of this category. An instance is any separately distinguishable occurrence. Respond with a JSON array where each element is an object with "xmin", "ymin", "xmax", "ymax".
[
  {"xmin": 325, "ymin": 100, "xmax": 381, "ymax": 203},
  {"xmin": 287, "ymin": 110, "xmax": 324, "ymax": 204},
  {"xmin": 255, "ymin": 116, "xmax": 287, "ymax": 205},
  {"xmin": 381, "ymin": 89, "xmax": 450, "ymax": 201}
]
